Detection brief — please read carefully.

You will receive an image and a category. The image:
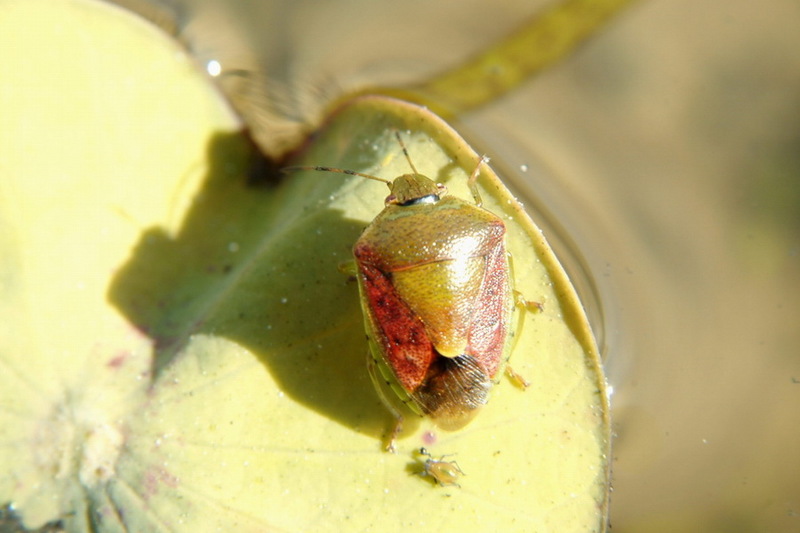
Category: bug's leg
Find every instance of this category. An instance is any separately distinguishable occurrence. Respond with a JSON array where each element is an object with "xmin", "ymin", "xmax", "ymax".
[
  {"xmin": 514, "ymin": 290, "xmax": 544, "ymax": 313},
  {"xmin": 366, "ymin": 351, "xmax": 404, "ymax": 453},
  {"xmin": 466, "ymin": 155, "xmax": 490, "ymax": 207},
  {"xmin": 445, "ymin": 459, "xmax": 466, "ymax": 486},
  {"xmin": 505, "ymin": 366, "xmax": 531, "ymax": 389},
  {"xmin": 506, "ymin": 291, "xmax": 544, "ymax": 389},
  {"xmin": 338, "ymin": 260, "xmax": 358, "ymax": 277}
]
